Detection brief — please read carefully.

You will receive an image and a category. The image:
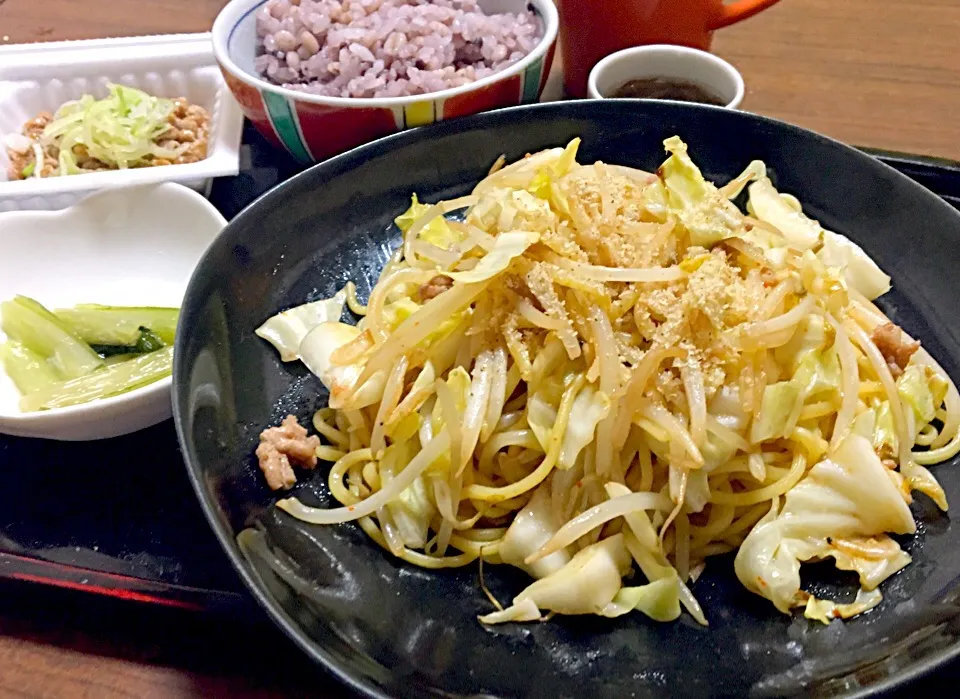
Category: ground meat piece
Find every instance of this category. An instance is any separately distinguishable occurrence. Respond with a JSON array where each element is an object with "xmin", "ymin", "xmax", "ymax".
[
  {"xmin": 419, "ymin": 274, "xmax": 452, "ymax": 300},
  {"xmin": 871, "ymin": 322, "xmax": 920, "ymax": 378},
  {"xmin": 255, "ymin": 415, "xmax": 321, "ymax": 490}
]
